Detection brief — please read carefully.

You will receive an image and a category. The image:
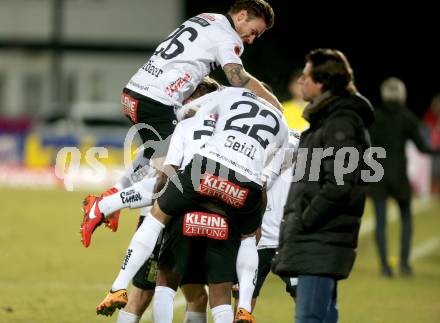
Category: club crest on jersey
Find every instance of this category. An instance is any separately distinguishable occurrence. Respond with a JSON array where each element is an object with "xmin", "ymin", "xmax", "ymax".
[
  {"xmin": 197, "ymin": 173, "xmax": 249, "ymax": 208},
  {"xmin": 121, "ymin": 93, "xmax": 139, "ymax": 123},
  {"xmin": 183, "ymin": 212, "xmax": 229, "ymax": 240},
  {"xmin": 234, "ymin": 45, "xmax": 241, "ymax": 56}
]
